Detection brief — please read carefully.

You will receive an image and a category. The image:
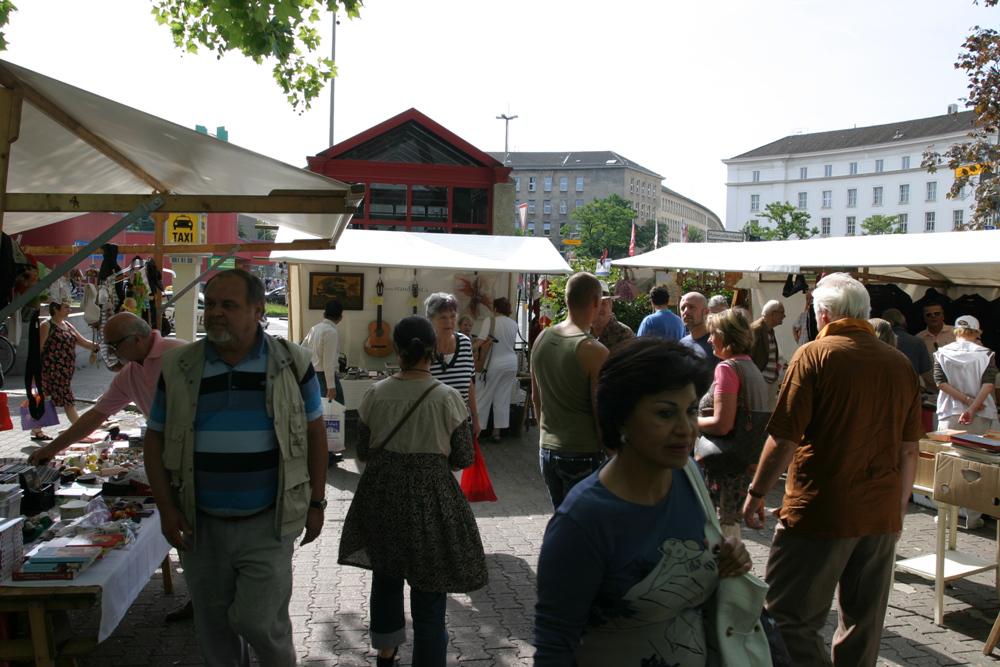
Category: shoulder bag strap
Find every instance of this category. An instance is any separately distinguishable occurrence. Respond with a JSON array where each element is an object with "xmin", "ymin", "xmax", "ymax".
[{"xmin": 373, "ymin": 381, "xmax": 440, "ymax": 451}]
